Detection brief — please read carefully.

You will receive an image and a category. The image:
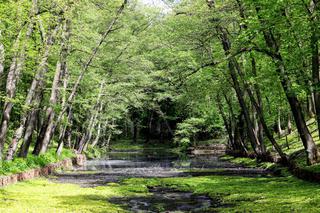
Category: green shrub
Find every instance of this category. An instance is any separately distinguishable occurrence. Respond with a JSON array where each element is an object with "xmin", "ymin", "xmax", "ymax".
[
  {"xmin": 174, "ymin": 118, "xmax": 206, "ymax": 149},
  {"xmin": 0, "ymin": 148, "xmax": 75, "ymax": 176}
]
